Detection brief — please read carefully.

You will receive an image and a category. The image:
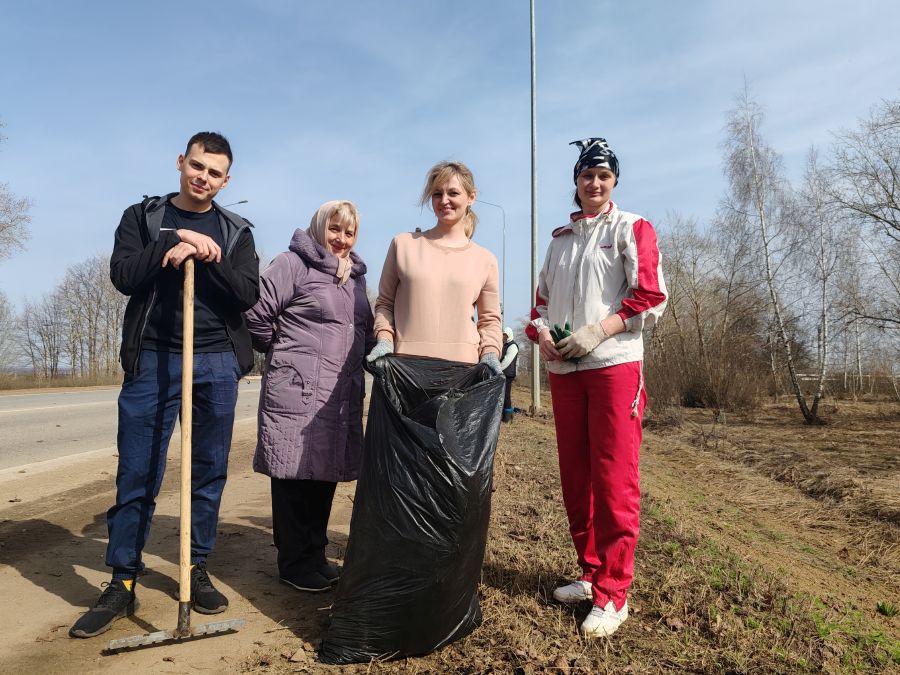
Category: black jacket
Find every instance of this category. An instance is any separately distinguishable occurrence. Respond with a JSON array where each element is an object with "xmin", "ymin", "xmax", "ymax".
[{"xmin": 110, "ymin": 193, "xmax": 260, "ymax": 375}]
